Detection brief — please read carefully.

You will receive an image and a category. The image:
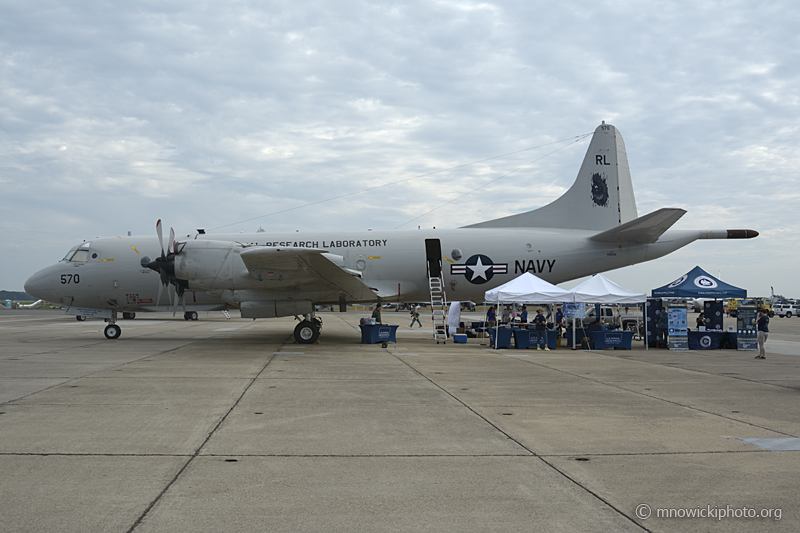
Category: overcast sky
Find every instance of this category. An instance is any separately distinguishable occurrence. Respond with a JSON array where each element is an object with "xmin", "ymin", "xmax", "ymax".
[{"xmin": 2, "ymin": 0, "xmax": 798, "ymax": 298}]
